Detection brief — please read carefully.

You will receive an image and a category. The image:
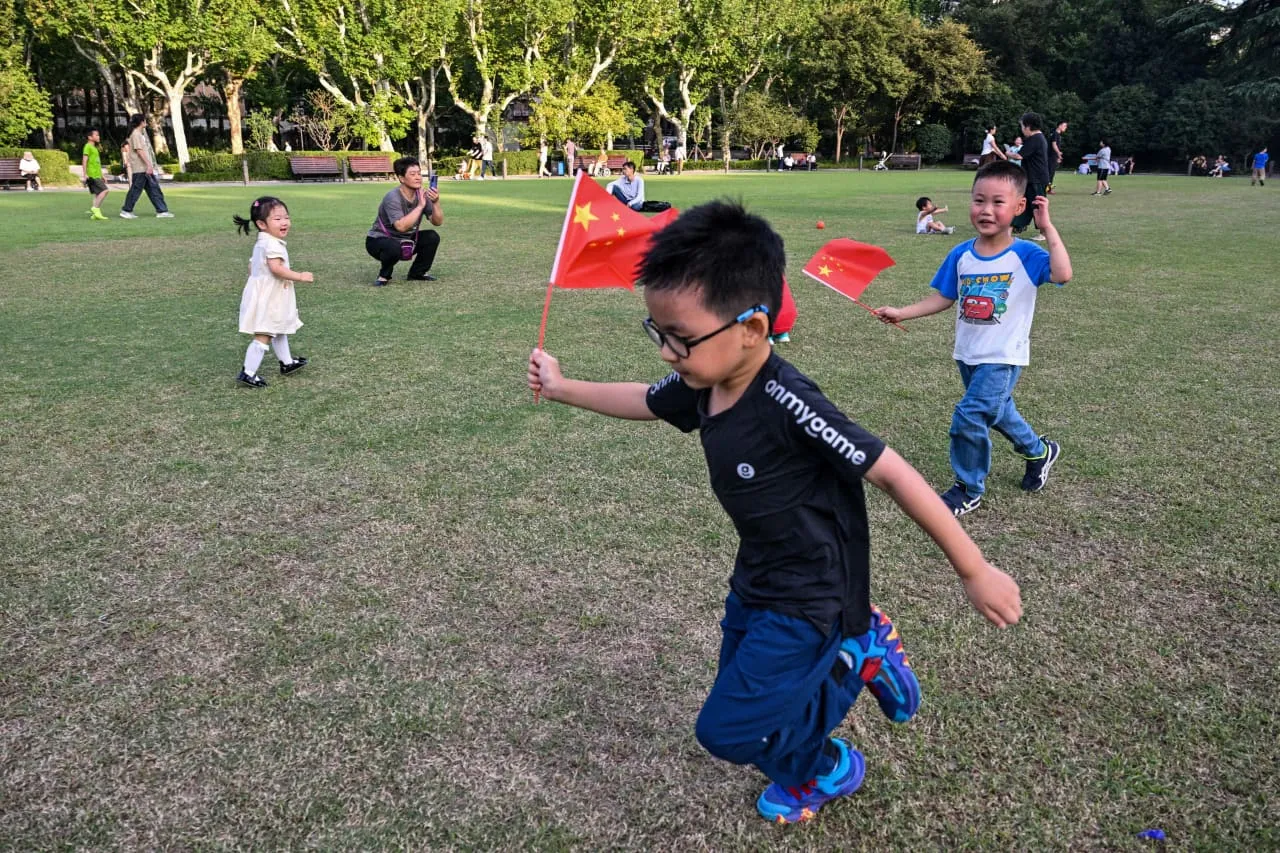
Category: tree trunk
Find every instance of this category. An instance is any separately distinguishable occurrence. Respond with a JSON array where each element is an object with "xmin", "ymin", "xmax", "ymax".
[
  {"xmin": 833, "ymin": 105, "xmax": 847, "ymax": 163},
  {"xmin": 890, "ymin": 104, "xmax": 904, "ymax": 155},
  {"xmin": 224, "ymin": 76, "xmax": 246, "ymax": 155},
  {"xmin": 147, "ymin": 105, "xmax": 171, "ymax": 157},
  {"xmin": 719, "ymin": 85, "xmax": 731, "ymax": 165}
]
